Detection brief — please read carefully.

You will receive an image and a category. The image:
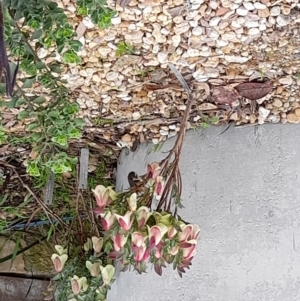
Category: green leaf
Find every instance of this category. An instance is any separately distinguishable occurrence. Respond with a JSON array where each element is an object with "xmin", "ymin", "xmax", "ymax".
[
  {"xmin": 18, "ymin": 110, "xmax": 30, "ymax": 120},
  {"xmin": 51, "ymin": 135, "xmax": 68, "ymax": 147},
  {"xmin": 30, "ymin": 132, "xmax": 43, "ymax": 142},
  {"xmin": 67, "ymin": 127, "xmax": 81, "ymax": 139},
  {"xmin": 57, "ymin": 43, "xmax": 64, "ymax": 54},
  {"xmin": 27, "ymin": 122, "xmax": 39, "ymax": 131},
  {"xmin": 49, "ymin": 63, "xmax": 63, "ymax": 73},
  {"xmin": 0, "ymin": 83, "xmax": 6, "ymax": 95},
  {"xmin": 11, "ymin": 234, "xmax": 21, "ymax": 264},
  {"xmin": 26, "ymin": 161, "xmax": 40, "ymax": 177},
  {"xmin": 74, "ymin": 118, "xmax": 84, "ymax": 128},
  {"xmin": 6, "ymin": 96, "xmax": 20, "ymax": 109},
  {"xmin": 69, "ymin": 40, "xmax": 83, "ymax": 52},
  {"xmin": 22, "ymin": 77, "xmax": 36, "ymax": 89},
  {"xmin": 32, "ymin": 28, "xmax": 43, "ymax": 40},
  {"xmin": 48, "ymin": 110, "xmax": 59, "ymax": 119},
  {"xmin": 63, "ymin": 50, "xmax": 81, "ymax": 64},
  {"xmin": 52, "ymin": 274, "xmax": 61, "ymax": 281},
  {"xmin": 33, "ymin": 96, "xmax": 46, "ymax": 104},
  {"xmin": 47, "ymin": 2, "xmax": 58, "ymax": 9}
]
